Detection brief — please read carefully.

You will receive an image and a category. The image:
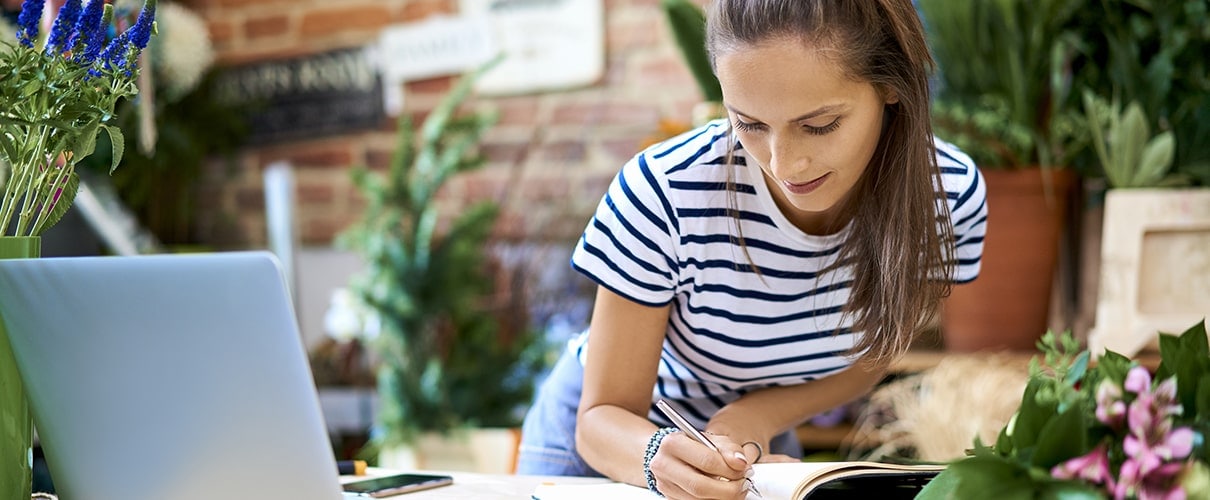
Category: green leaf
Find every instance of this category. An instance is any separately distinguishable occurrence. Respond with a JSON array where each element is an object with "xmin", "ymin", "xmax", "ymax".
[
  {"xmin": 1095, "ymin": 350, "xmax": 1133, "ymax": 385},
  {"xmin": 1038, "ymin": 481, "xmax": 1107, "ymax": 500},
  {"xmin": 947, "ymin": 456, "xmax": 1035, "ymax": 500},
  {"xmin": 914, "ymin": 467, "xmax": 961, "ymax": 500},
  {"xmin": 32, "ymin": 170, "xmax": 78, "ymax": 236},
  {"xmin": 1134, "ymin": 131, "xmax": 1175, "ymax": 186},
  {"xmin": 102, "ymin": 125, "xmax": 124, "ymax": 173},
  {"xmin": 1013, "ymin": 379, "xmax": 1057, "ymax": 451},
  {"xmin": 1031, "ymin": 399, "xmax": 1089, "ymax": 469},
  {"xmin": 661, "ymin": 0, "xmax": 722, "ymax": 102}
]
